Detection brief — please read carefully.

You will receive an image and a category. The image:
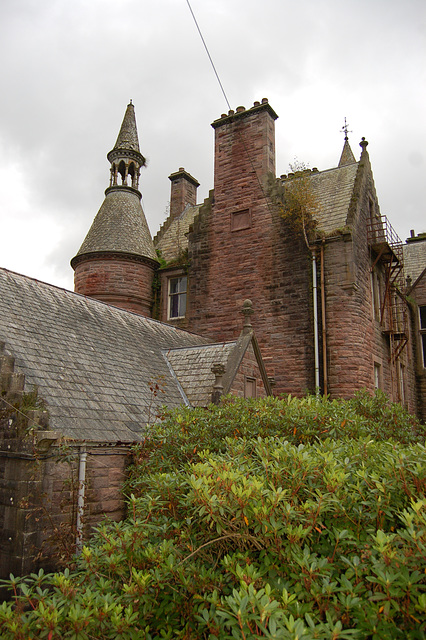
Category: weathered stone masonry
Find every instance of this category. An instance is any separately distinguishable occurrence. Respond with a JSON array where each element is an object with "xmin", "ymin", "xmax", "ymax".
[
  {"xmin": 186, "ymin": 101, "xmax": 315, "ymax": 394},
  {"xmin": 0, "ymin": 345, "xmax": 129, "ymax": 582}
]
